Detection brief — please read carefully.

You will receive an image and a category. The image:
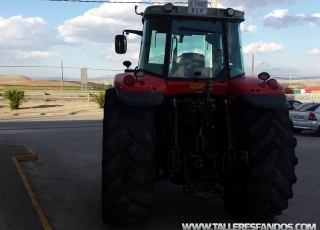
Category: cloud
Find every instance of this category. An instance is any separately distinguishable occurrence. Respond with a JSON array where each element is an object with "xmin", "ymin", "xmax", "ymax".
[
  {"xmin": 248, "ymin": 10, "xmax": 263, "ymax": 20},
  {"xmin": 243, "ymin": 42, "xmax": 283, "ymax": 54},
  {"xmin": 57, "ymin": 2, "xmax": 319, "ymax": 46},
  {"xmin": 58, "ymin": 3, "xmax": 143, "ymax": 44},
  {"xmin": 263, "ymin": 67, "xmax": 300, "ymax": 75},
  {"xmin": 265, "ymin": 9, "xmax": 289, "ymax": 18},
  {"xmin": 61, "ymin": 1, "xmax": 305, "ymax": 45},
  {"xmin": 17, "ymin": 51, "xmax": 59, "ymax": 58},
  {"xmin": 0, "ymin": 15, "xmax": 60, "ymax": 63},
  {"xmin": 245, "ymin": 60, "xmax": 271, "ymax": 76},
  {"xmin": 263, "ymin": 9, "xmax": 320, "ymax": 28},
  {"xmin": 241, "ymin": 23, "xmax": 257, "ymax": 33},
  {"xmin": 104, "ymin": 42, "xmax": 140, "ymax": 67},
  {"xmin": 255, "ymin": 60, "xmax": 270, "ymax": 68},
  {"xmin": 306, "ymin": 49, "xmax": 320, "ymax": 55},
  {"xmin": 309, "ymin": 13, "xmax": 320, "ymax": 26},
  {"xmin": 0, "ymin": 15, "xmax": 58, "ymax": 51},
  {"xmin": 217, "ymin": 0, "xmax": 301, "ymax": 11}
]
